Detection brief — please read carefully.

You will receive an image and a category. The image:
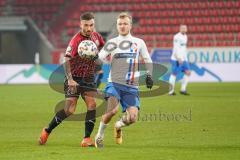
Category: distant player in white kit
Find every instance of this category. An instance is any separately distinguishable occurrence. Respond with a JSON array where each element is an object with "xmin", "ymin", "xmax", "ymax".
[
  {"xmin": 94, "ymin": 12, "xmax": 153, "ymax": 147},
  {"xmin": 169, "ymin": 24, "xmax": 191, "ymax": 96}
]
